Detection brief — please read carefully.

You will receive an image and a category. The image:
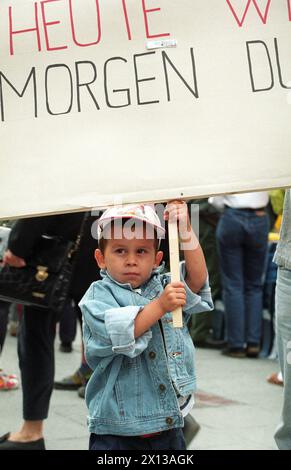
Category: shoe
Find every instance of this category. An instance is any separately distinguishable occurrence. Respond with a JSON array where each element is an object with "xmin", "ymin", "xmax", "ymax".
[
  {"xmin": 59, "ymin": 342, "xmax": 73, "ymax": 353},
  {"xmin": 183, "ymin": 415, "xmax": 200, "ymax": 448},
  {"xmin": 0, "ymin": 371, "xmax": 19, "ymax": 391},
  {"xmin": 195, "ymin": 338, "xmax": 226, "ymax": 350},
  {"xmin": 267, "ymin": 372, "xmax": 283, "ymax": 386},
  {"xmin": 77, "ymin": 385, "xmax": 86, "ymax": 399},
  {"xmin": 246, "ymin": 343, "xmax": 260, "ymax": 358},
  {"xmin": 0, "ymin": 433, "xmax": 45, "ymax": 450},
  {"xmin": 54, "ymin": 369, "xmax": 91, "ymax": 390},
  {"xmin": 54, "ymin": 370, "xmax": 86, "ymax": 390},
  {"xmin": 221, "ymin": 347, "xmax": 246, "ymax": 358}
]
